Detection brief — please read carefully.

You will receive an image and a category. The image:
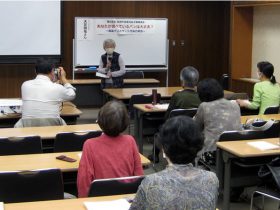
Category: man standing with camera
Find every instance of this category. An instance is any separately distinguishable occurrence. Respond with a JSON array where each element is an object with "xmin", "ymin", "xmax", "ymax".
[{"xmin": 14, "ymin": 58, "xmax": 76, "ymax": 127}]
